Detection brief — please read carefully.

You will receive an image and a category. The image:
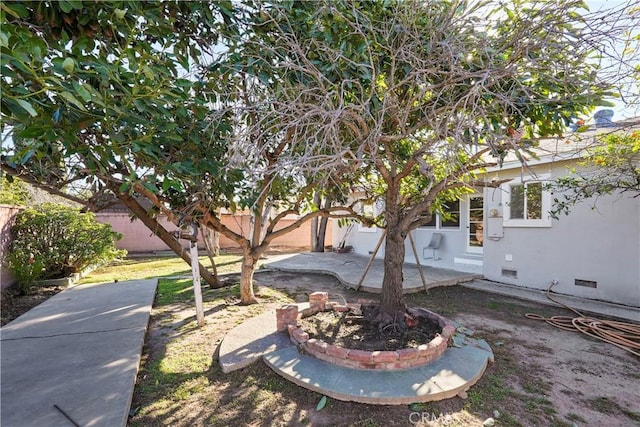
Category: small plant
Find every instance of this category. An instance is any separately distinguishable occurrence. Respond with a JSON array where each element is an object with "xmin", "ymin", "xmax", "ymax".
[
  {"xmin": 5, "ymin": 203, "xmax": 126, "ymax": 292},
  {"xmin": 5, "ymin": 251, "xmax": 44, "ymax": 295}
]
